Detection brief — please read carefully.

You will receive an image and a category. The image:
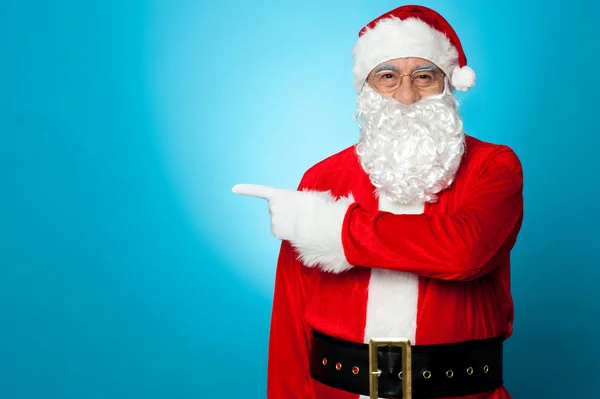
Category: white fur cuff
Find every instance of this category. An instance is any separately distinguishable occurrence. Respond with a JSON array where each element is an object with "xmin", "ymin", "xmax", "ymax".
[{"xmin": 290, "ymin": 191, "xmax": 355, "ymax": 274}]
